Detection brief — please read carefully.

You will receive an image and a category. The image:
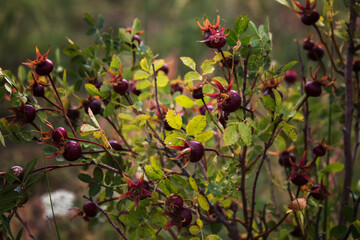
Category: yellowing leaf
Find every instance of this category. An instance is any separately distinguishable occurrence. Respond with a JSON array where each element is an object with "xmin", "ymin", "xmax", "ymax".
[
  {"xmin": 134, "ymin": 70, "xmax": 149, "ymax": 80},
  {"xmin": 180, "ymin": 56, "xmax": 196, "ymax": 70},
  {"xmin": 175, "ymin": 95, "xmax": 194, "ymax": 108},
  {"xmin": 197, "ymin": 193, "xmax": 209, "ymax": 211},
  {"xmin": 195, "ymin": 131, "xmax": 214, "ymax": 142},
  {"xmin": 118, "ymin": 113, "xmax": 134, "ymax": 121},
  {"xmin": 189, "ymin": 176, "xmax": 198, "ymax": 192},
  {"xmin": 186, "ymin": 115, "xmax": 206, "ymax": 136},
  {"xmin": 166, "ymin": 109, "xmax": 182, "ymax": 130},
  {"xmin": 201, "ymin": 60, "xmax": 215, "ymax": 75}
]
